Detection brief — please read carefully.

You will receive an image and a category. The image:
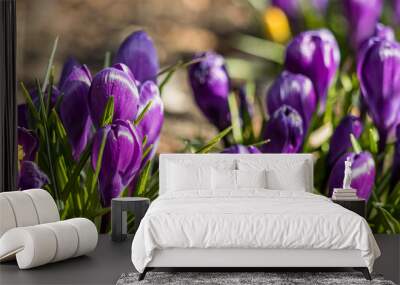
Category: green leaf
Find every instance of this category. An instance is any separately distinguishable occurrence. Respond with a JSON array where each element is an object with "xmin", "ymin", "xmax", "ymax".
[
  {"xmin": 377, "ymin": 206, "xmax": 400, "ymax": 233},
  {"xmin": 100, "ymin": 97, "xmax": 114, "ymax": 127},
  {"xmin": 228, "ymin": 92, "xmax": 243, "ymax": 144},
  {"xmin": 42, "ymin": 37, "xmax": 59, "ymax": 93},
  {"xmin": 103, "ymin": 51, "xmax": 111, "ymax": 68},
  {"xmin": 20, "ymin": 82, "xmax": 40, "ymax": 122},
  {"xmin": 62, "ymin": 141, "xmax": 92, "ymax": 200},
  {"xmin": 46, "ymin": 67, "xmax": 55, "ymax": 114},
  {"xmin": 89, "ymin": 130, "xmax": 108, "ymax": 196},
  {"xmin": 350, "ymin": 133, "xmax": 362, "ymax": 154},
  {"xmin": 136, "ymin": 160, "xmax": 153, "ymax": 196},
  {"xmin": 229, "ymin": 33, "xmax": 285, "ymax": 64},
  {"xmin": 142, "ymin": 145, "xmax": 153, "ymax": 162},
  {"xmin": 134, "ymin": 101, "xmax": 153, "ymax": 126},
  {"xmin": 368, "ymin": 128, "xmax": 379, "ymax": 154},
  {"xmin": 196, "ymin": 126, "xmax": 233, "ymax": 154},
  {"xmin": 249, "ymin": 139, "xmax": 270, "ymax": 148}
]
